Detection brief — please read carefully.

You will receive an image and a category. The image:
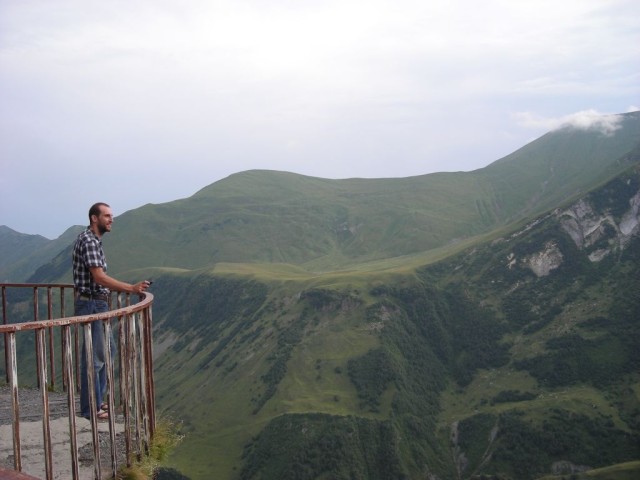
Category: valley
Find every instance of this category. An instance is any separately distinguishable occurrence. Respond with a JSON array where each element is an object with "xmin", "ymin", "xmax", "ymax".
[{"xmin": 2, "ymin": 111, "xmax": 639, "ymax": 479}]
